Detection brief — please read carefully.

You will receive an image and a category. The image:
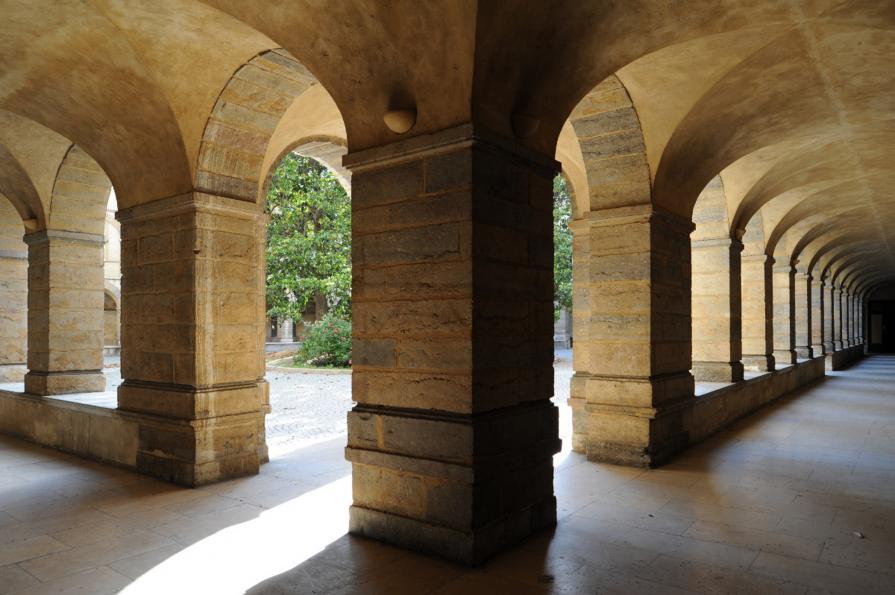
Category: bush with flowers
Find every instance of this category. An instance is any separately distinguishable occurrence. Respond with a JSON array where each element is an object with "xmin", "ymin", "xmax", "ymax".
[{"xmin": 296, "ymin": 313, "xmax": 352, "ymax": 367}]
